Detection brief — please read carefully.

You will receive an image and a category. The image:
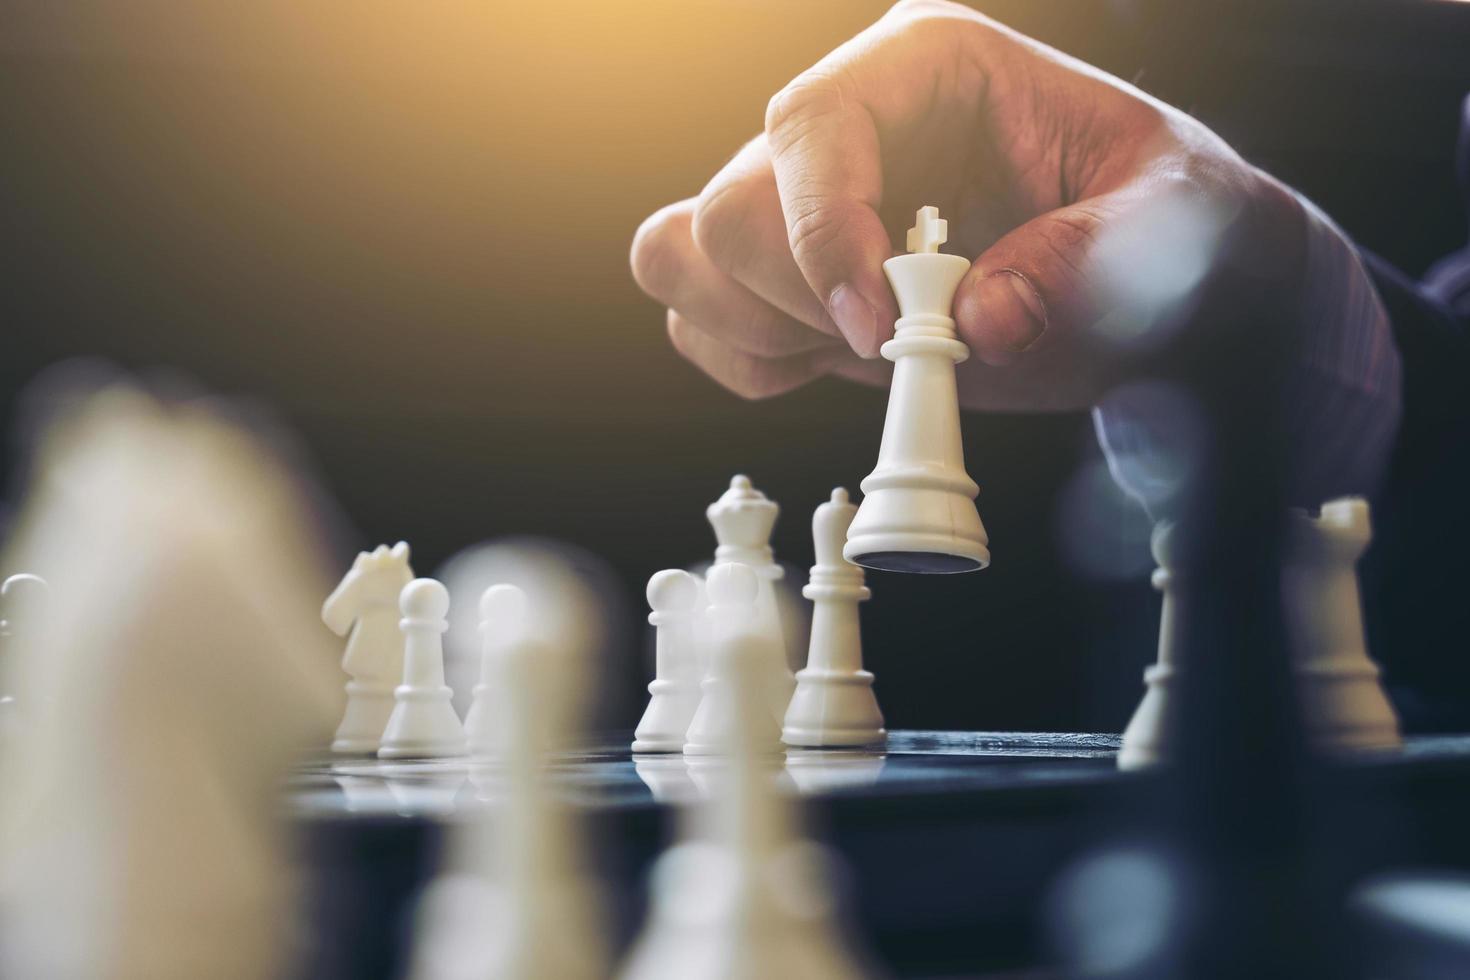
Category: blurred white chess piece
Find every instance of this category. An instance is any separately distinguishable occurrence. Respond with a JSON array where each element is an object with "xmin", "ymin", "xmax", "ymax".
[
  {"xmin": 618, "ymin": 579, "xmax": 880, "ymax": 980},
  {"xmin": 323, "ymin": 542, "xmax": 414, "ymax": 754},
  {"xmin": 684, "ymin": 563, "xmax": 784, "ymax": 758},
  {"xmin": 707, "ymin": 476, "xmax": 796, "ymax": 716},
  {"xmin": 845, "ymin": 206, "xmax": 989, "ymax": 574},
  {"xmin": 0, "ymin": 382, "xmax": 339, "ymax": 980},
  {"xmin": 633, "ymin": 569, "xmax": 704, "ymax": 753},
  {"xmin": 464, "ymin": 583, "xmax": 528, "ymax": 756},
  {"xmin": 784, "ymin": 489, "xmax": 885, "ymax": 748},
  {"xmin": 0, "ymin": 574, "xmax": 49, "ymax": 728},
  {"xmin": 1119, "ymin": 498, "xmax": 1401, "ymax": 770},
  {"xmin": 410, "ymin": 581, "xmax": 608, "ymax": 980},
  {"xmin": 379, "ymin": 579, "xmax": 468, "ymax": 760}
]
